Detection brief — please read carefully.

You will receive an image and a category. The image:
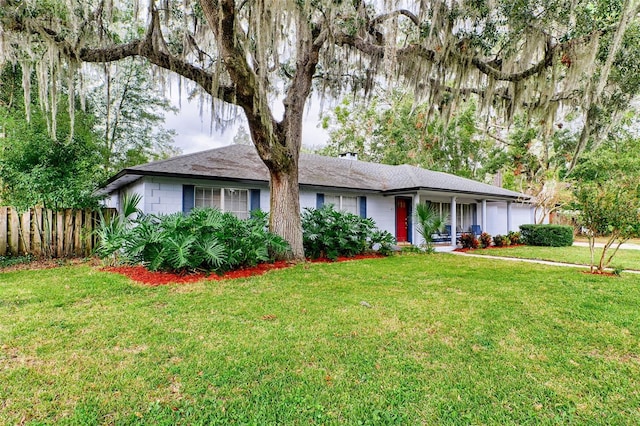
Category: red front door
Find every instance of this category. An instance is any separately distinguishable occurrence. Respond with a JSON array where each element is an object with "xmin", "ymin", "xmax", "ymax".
[{"xmin": 395, "ymin": 197, "xmax": 411, "ymax": 242}]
